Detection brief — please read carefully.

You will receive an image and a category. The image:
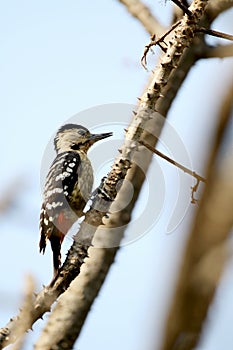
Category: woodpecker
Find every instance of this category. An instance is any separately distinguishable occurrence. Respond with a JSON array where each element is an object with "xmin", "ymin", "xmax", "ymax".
[{"xmin": 39, "ymin": 124, "xmax": 112, "ymax": 278}]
